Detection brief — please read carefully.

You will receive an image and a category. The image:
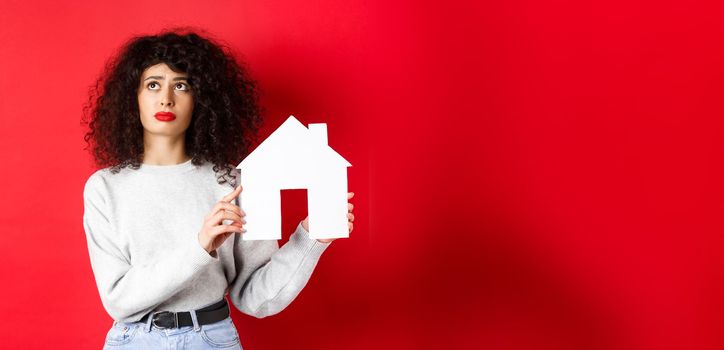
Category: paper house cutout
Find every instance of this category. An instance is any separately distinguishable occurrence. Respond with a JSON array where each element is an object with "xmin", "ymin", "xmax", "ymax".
[{"xmin": 236, "ymin": 115, "xmax": 352, "ymax": 240}]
